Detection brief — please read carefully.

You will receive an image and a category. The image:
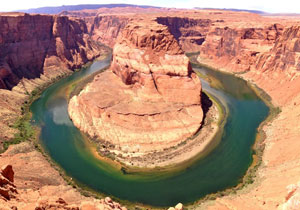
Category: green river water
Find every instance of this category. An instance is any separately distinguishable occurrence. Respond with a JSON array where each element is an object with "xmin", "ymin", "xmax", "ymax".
[{"xmin": 30, "ymin": 56, "xmax": 269, "ymax": 207}]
